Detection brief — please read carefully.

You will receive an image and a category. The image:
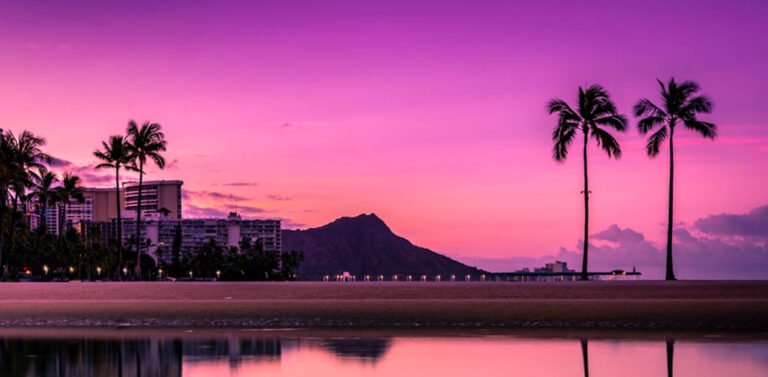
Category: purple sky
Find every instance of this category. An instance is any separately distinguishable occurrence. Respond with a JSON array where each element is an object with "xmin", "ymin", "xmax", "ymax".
[{"xmin": 1, "ymin": 0, "xmax": 767, "ymax": 278}]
